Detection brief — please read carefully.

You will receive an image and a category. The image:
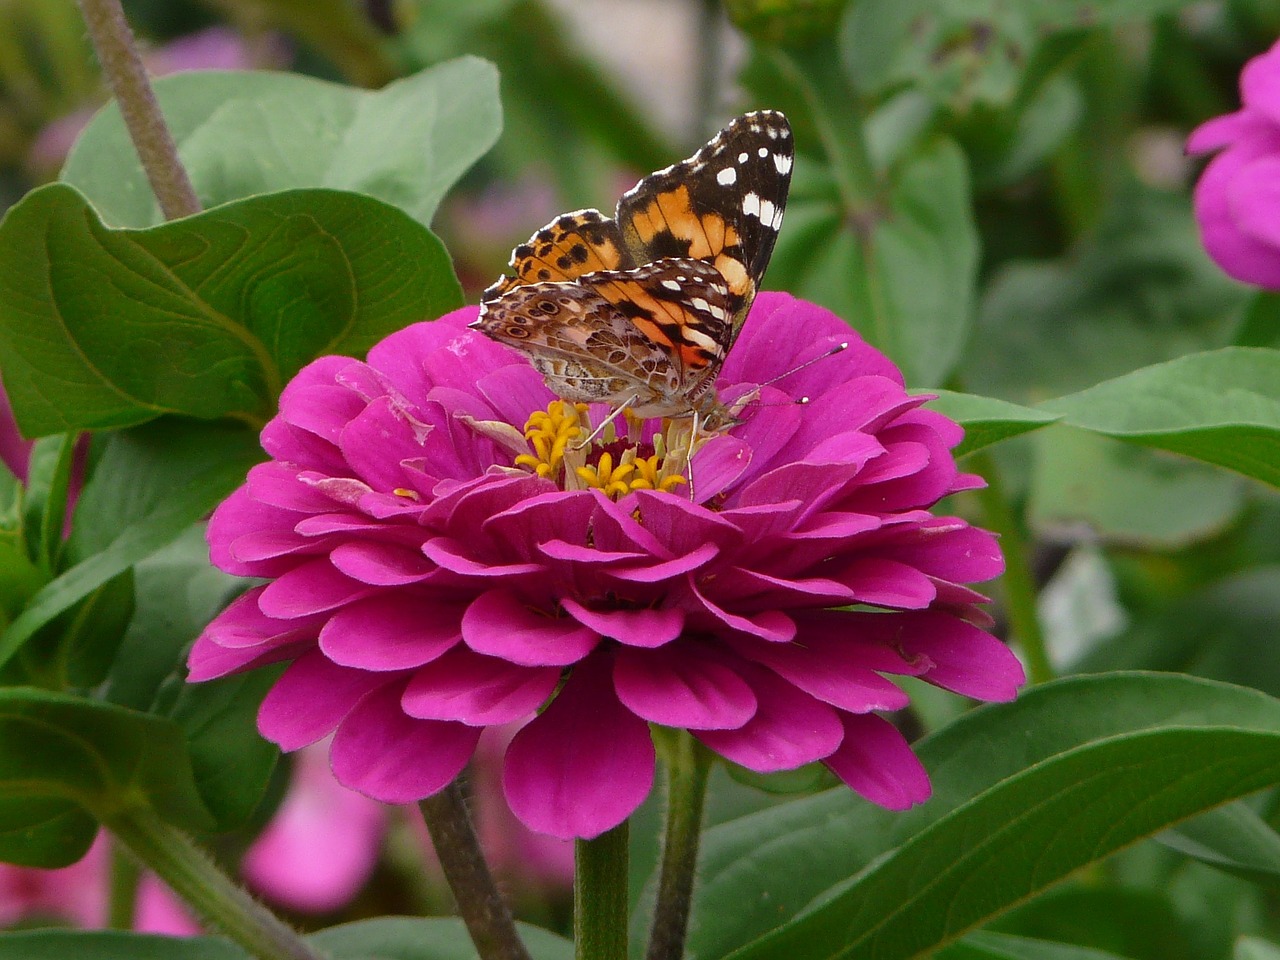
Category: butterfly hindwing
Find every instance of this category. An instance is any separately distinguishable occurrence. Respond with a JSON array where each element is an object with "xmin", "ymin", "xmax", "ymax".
[{"xmin": 473, "ymin": 259, "xmax": 732, "ymax": 413}]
